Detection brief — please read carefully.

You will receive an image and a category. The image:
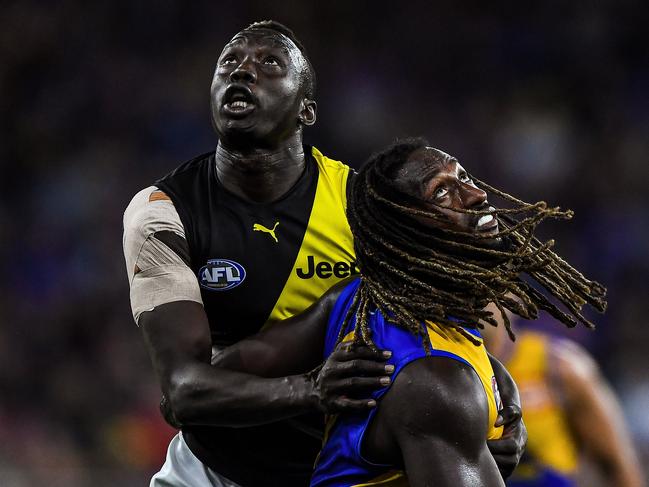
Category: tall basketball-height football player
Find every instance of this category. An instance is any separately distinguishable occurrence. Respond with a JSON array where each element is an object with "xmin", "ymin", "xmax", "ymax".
[{"xmin": 123, "ymin": 22, "xmax": 525, "ymax": 487}]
